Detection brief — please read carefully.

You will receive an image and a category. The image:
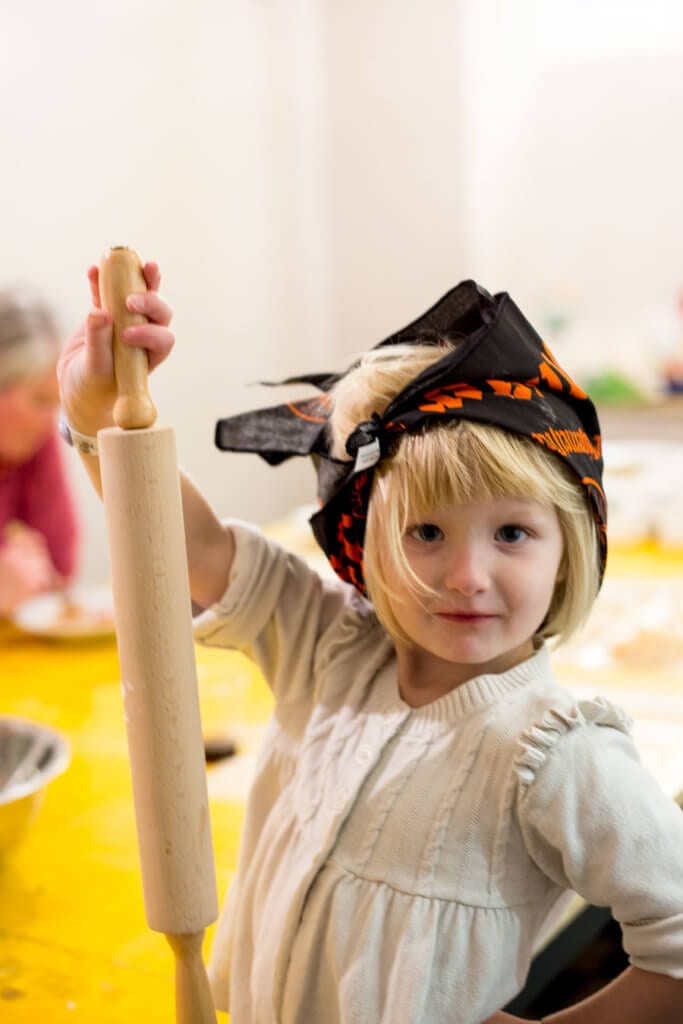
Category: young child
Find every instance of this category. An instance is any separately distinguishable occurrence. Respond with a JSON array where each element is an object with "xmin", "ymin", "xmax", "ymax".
[
  {"xmin": 58, "ymin": 268, "xmax": 683, "ymax": 1023},
  {"xmin": 0, "ymin": 286, "xmax": 80, "ymax": 615}
]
